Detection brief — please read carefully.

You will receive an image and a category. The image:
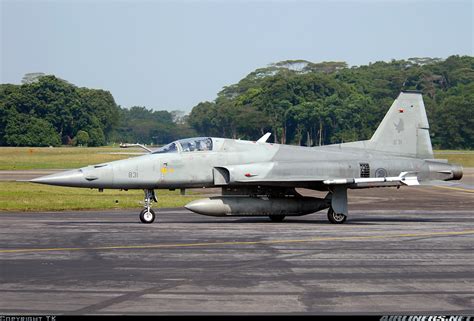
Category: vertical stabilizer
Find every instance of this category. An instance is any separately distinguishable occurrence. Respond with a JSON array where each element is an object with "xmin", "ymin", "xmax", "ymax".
[{"xmin": 368, "ymin": 91, "xmax": 433, "ymax": 159}]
